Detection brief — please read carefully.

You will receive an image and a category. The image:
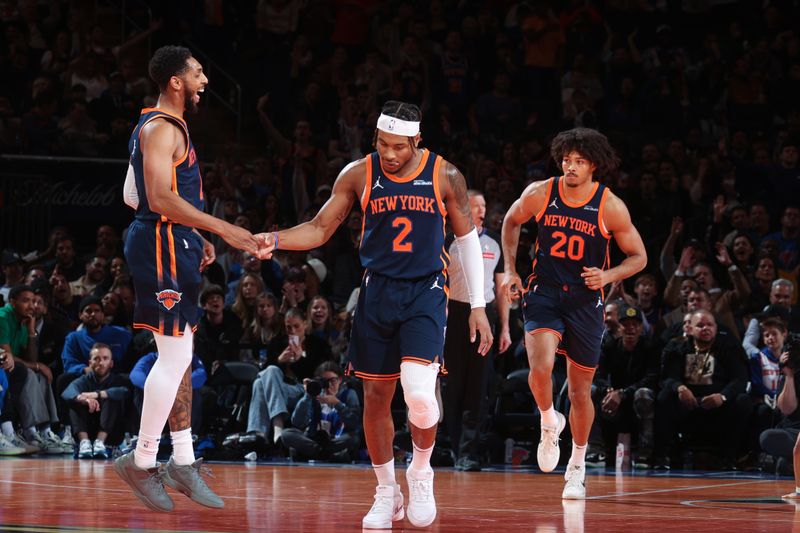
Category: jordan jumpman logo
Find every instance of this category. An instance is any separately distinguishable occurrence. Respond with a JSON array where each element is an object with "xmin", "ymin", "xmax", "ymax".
[
  {"xmin": 373, "ymin": 176, "xmax": 385, "ymax": 190},
  {"xmin": 549, "ymin": 197, "xmax": 559, "ymax": 209}
]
